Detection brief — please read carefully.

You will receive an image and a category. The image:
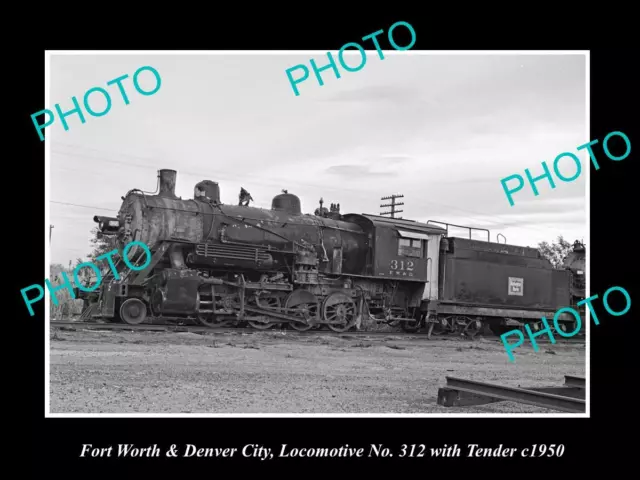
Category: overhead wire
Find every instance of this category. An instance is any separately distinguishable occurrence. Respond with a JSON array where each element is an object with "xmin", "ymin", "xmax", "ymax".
[
  {"xmin": 48, "ymin": 151, "xmax": 583, "ymax": 264},
  {"xmin": 50, "ymin": 200, "xmax": 116, "ymax": 212},
  {"xmin": 50, "ymin": 143, "xmax": 576, "ymax": 237}
]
